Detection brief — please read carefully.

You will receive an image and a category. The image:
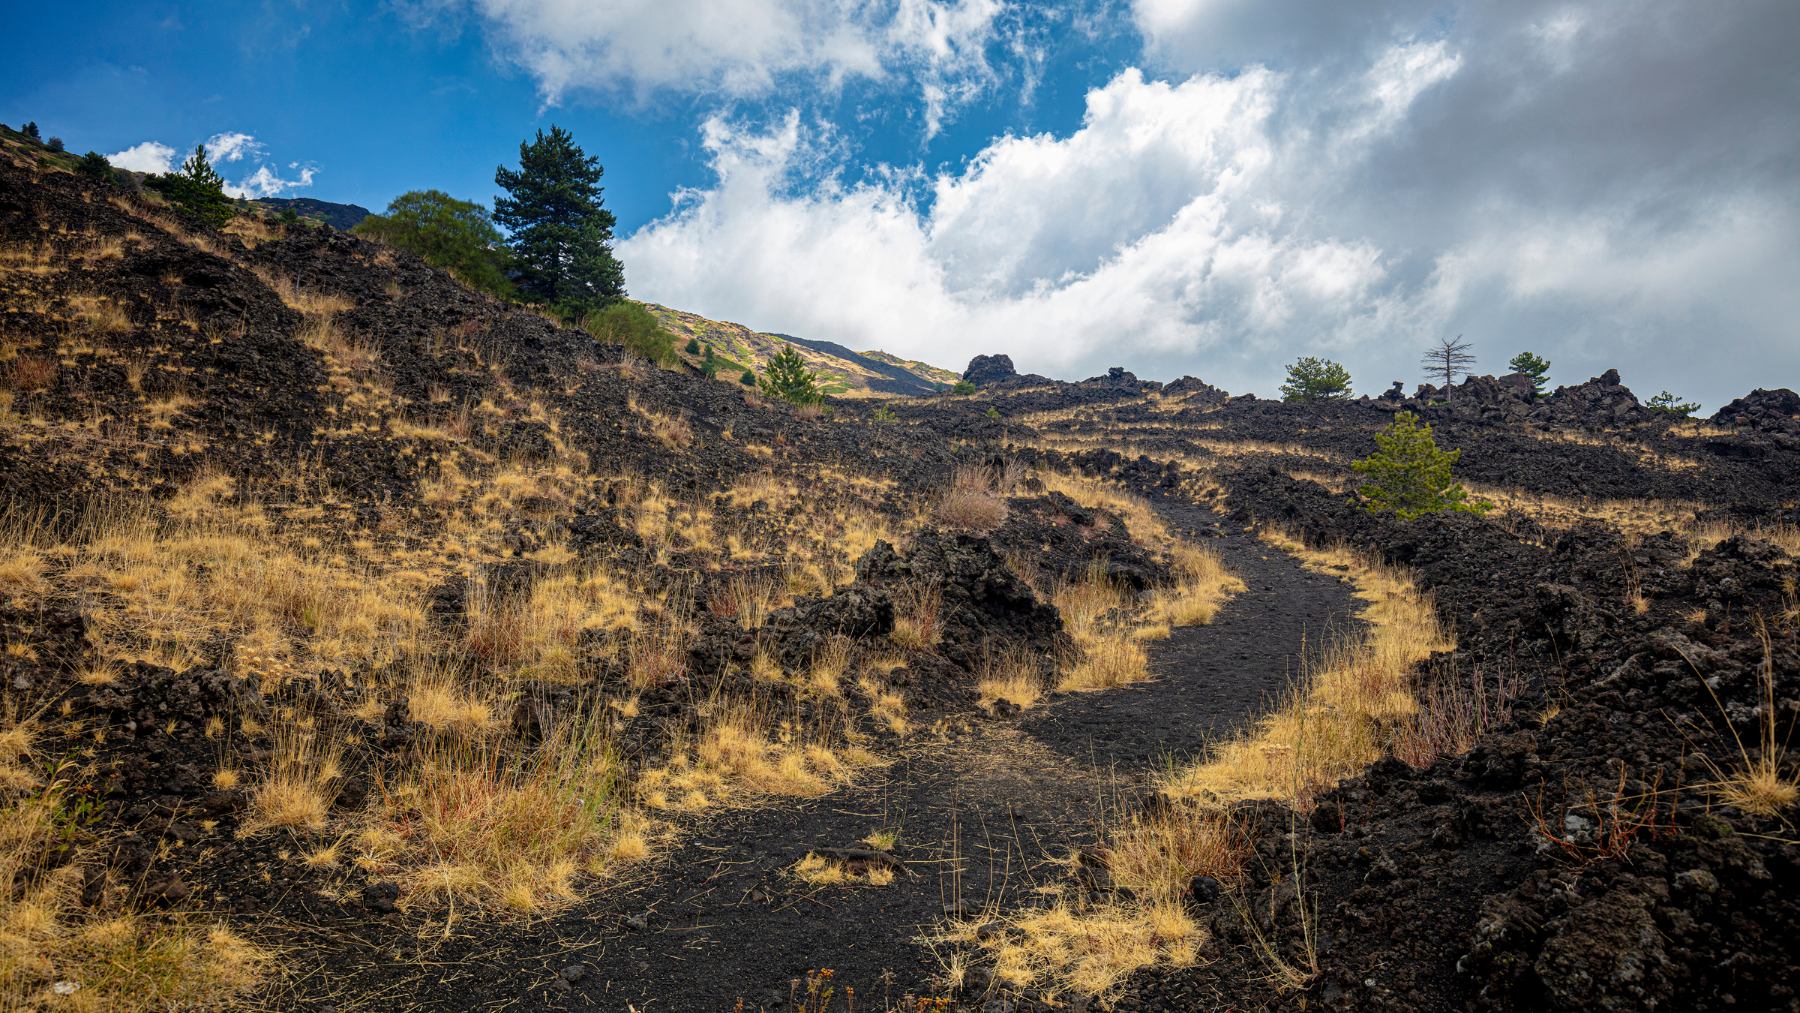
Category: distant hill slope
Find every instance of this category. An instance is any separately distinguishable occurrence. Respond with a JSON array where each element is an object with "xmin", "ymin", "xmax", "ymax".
[
  {"xmin": 254, "ymin": 196, "xmax": 370, "ymax": 230},
  {"xmin": 644, "ymin": 302, "xmax": 956, "ymax": 397}
]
